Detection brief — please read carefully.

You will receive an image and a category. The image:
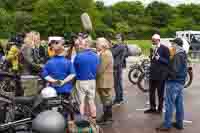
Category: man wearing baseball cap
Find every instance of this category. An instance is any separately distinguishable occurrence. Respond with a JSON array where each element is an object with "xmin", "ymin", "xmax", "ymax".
[
  {"xmin": 42, "ymin": 38, "xmax": 76, "ymax": 96},
  {"xmin": 157, "ymin": 38, "xmax": 187, "ymax": 131},
  {"xmin": 48, "ymin": 36, "xmax": 64, "ymax": 57},
  {"xmin": 145, "ymin": 34, "xmax": 170, "ymax": 114}
]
